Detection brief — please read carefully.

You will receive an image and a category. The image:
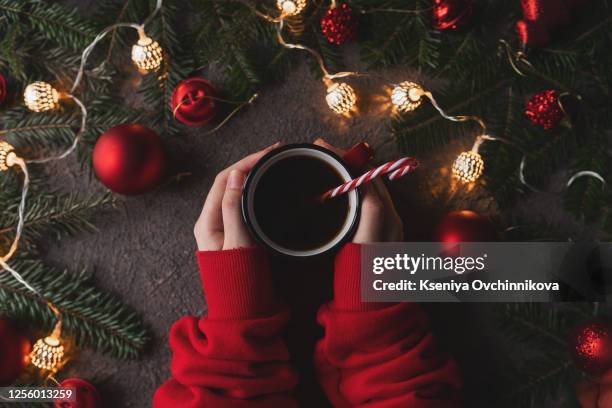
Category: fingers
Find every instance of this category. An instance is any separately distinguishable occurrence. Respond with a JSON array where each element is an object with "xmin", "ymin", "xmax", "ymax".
[
  {"xmin": 371, "ymin": 178, "xmax": 404, "ymax": 241},
  {"xmin": 353, "ymin": 183, "xmax": 385, "ymax": 243},
  {"xmin": 195, "ymin": 142, "xmax": 279, "ymax": 250},
  {"xmin": 314, "ymin": 138, "xmax": 346, "ymax": 156},
  {"xmin": 221, "ymin": 170, "xmax": 253, "ymax": 250}
]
